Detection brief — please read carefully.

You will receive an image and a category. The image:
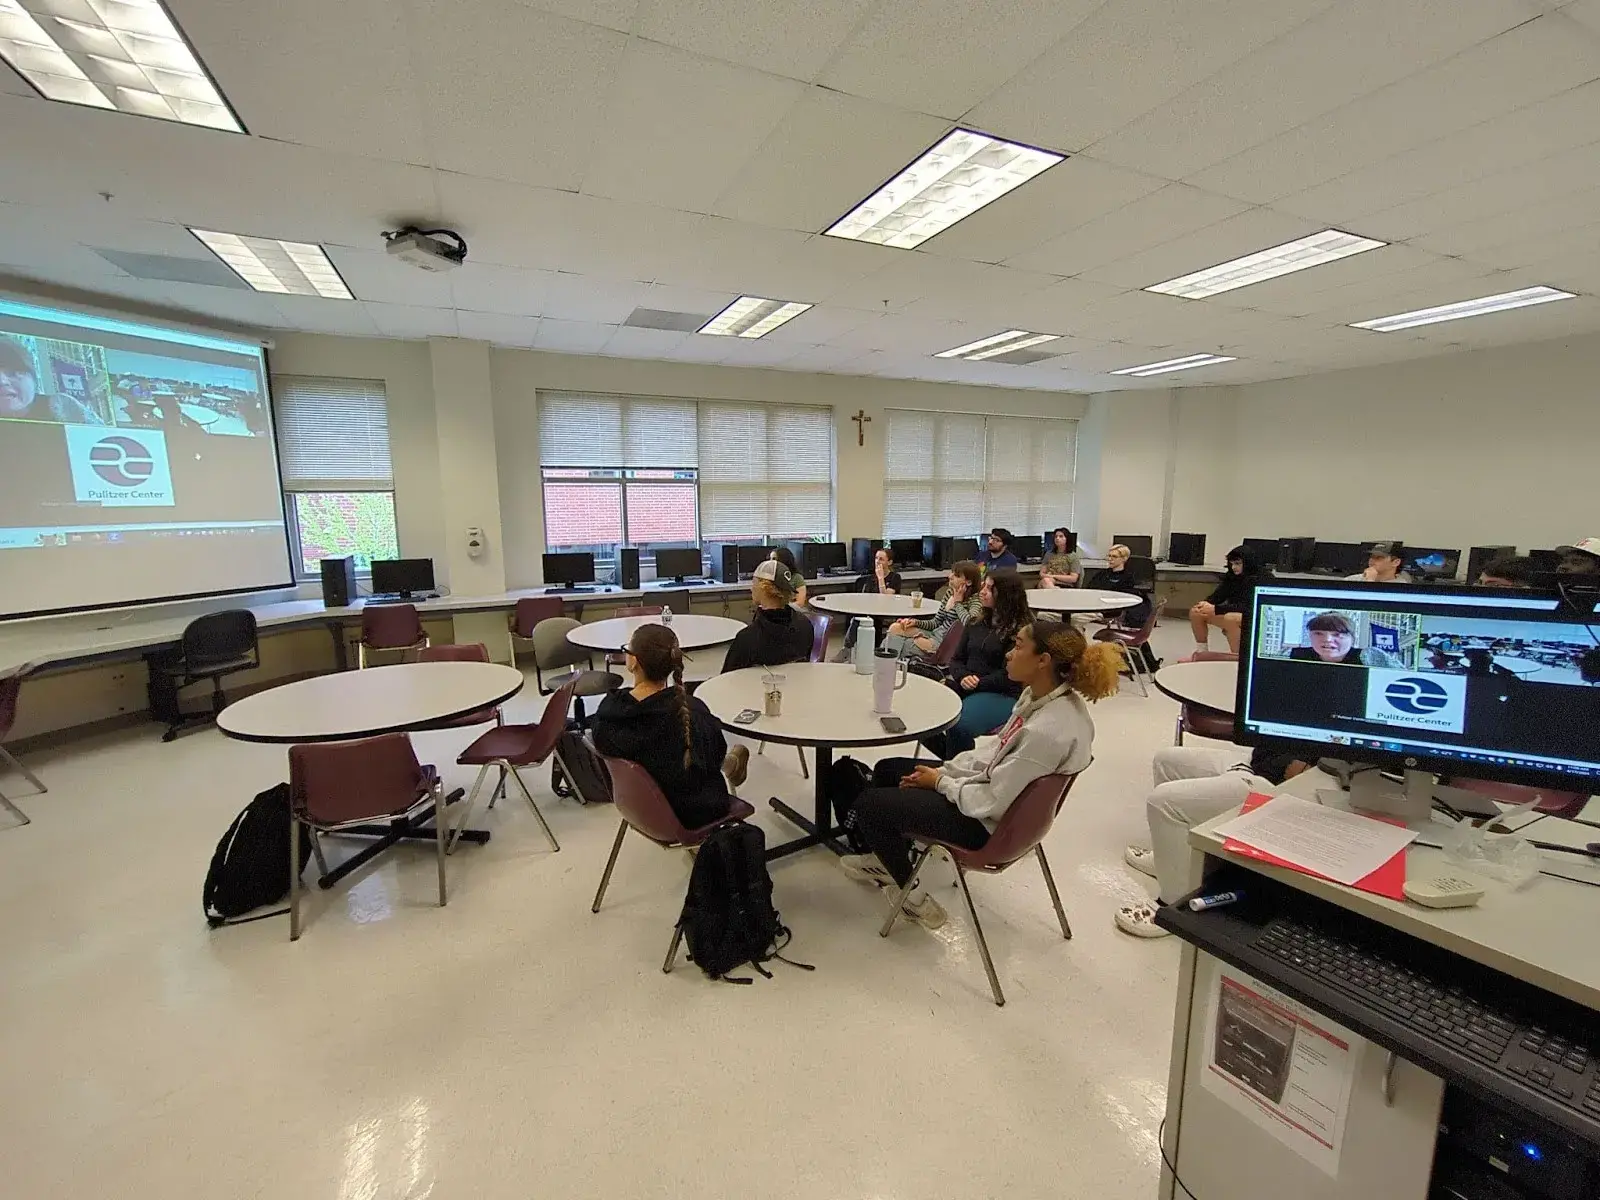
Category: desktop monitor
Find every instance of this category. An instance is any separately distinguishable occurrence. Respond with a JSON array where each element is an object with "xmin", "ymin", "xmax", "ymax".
[
  {"xmin": 1236, "ymin": 579, "xmax": 1600, "ymax": 811},
  {"xmin": 889, "ymin": 537, "xmax": 926, "ymax": 567},
  {"xmin": 1242, "ymin": 537, "xmax": 1278, "ymax": 562},
  {"xmin": 1528, "ymin": 549, "xmax": 1563, "ymax": 573},
  {"xmin": 801, "ymin": 541, "xmax": 847, "ymax": 576},
  {"xmin": 736, "ymin": 544, "xmax": 778, "ymax": 575},
  {"xmin": 653, "ymin": 547, "xmax": 703, "ymax": 582},
  {"xmin": 1011, "ymin": 534, "xmax": 1045, "ymax": 563},
  {"xmin": 1466, "ymin": 545, "xmax": 1518, "ymax": 584},
  {"xmin": 370, "ymin": 557, "xmax": 435, "ymax": 596},
  {"xmin": 1405, "ymin": 546, "xmax": 1461, "ymax": 581},
  {"xmin": 542, "ymin": 552, "xmax": 596, "ymax": 587},
  {"xmin": 1168, "ymin": 532, "xmax": 1207, "ymax": 566},
  {"xmin": 1311, "ymin": 541, "xmax": 1365, "ymax": 576},
  {"xmin": 1276, "ymin": 536, "xmax": 1316, "ymax": 573},
  {"xmin": 850, "ymin": 538, "xmax": 875, "ymax": 574},
  {"xmin": 1114, "ymin": 534, "xmax": 1154, "ymax": 558}
]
